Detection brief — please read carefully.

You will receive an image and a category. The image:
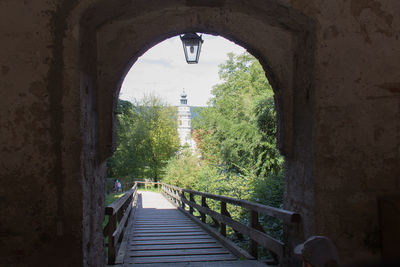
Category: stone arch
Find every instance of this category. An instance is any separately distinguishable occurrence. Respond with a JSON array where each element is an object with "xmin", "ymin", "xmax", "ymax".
[{"xmin": 66, "ymin": 0, "xmax": 316, "ymax": 264}]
